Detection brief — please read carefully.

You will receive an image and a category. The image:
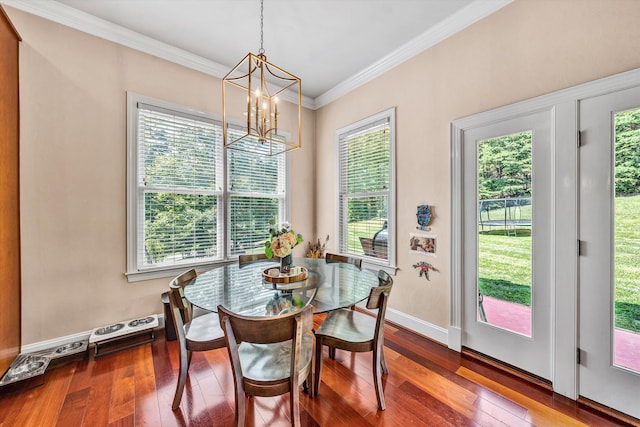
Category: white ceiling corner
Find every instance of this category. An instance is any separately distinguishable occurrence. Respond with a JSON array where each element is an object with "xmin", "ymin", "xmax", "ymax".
[{"xmin": 0, "ymin": 0, "xmax": 512, "ymax": 110}]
